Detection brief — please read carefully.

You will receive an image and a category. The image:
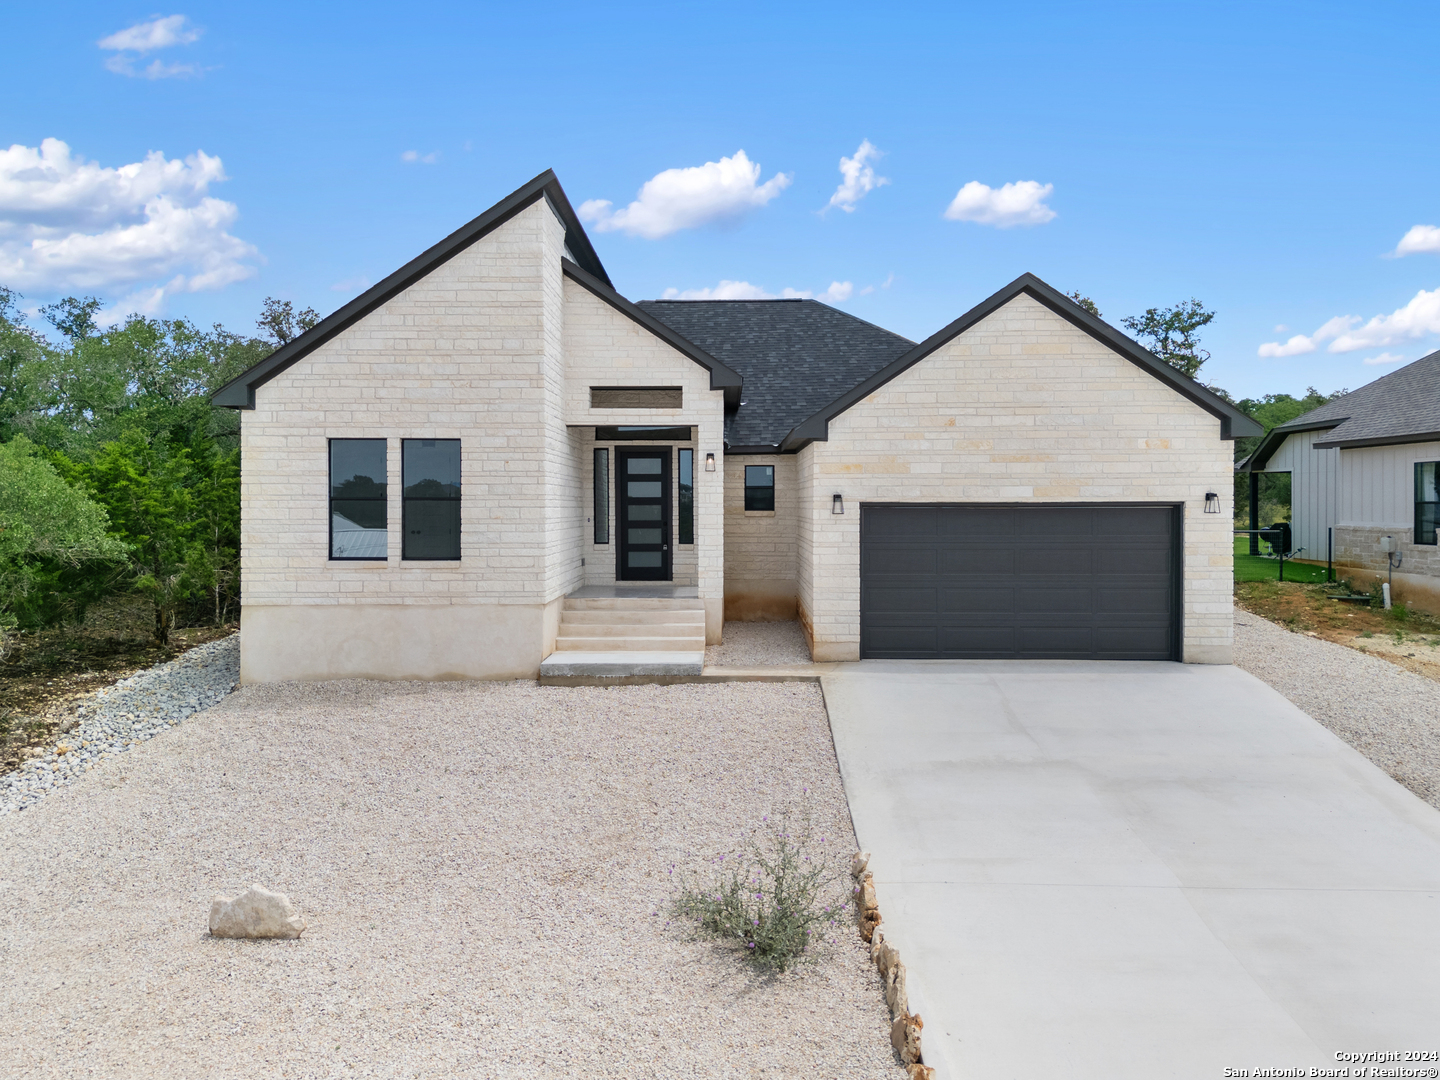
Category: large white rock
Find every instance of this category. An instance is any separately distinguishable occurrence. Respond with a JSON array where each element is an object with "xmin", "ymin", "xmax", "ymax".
[{"xmin": 209, "ymin": 884, "xmax": 307, "ymax": 939}]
